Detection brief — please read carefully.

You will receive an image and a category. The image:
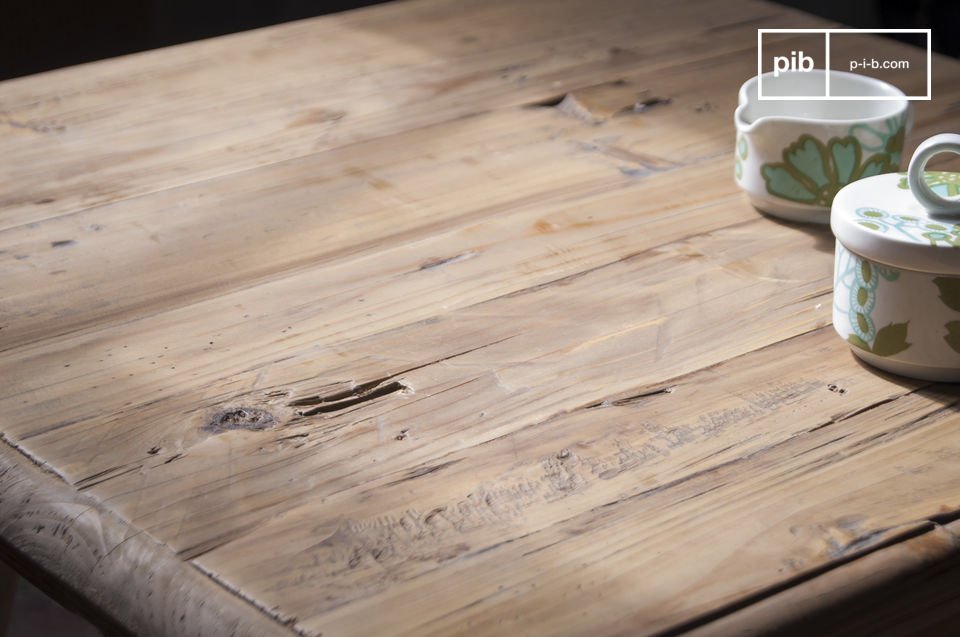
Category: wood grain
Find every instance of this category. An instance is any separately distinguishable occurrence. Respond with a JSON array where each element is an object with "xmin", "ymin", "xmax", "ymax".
[
  {"xmin": 2, "ymin": 0, "xmax": 960, "ymax": 635},
  {"xmin": 0, "ymin": 444, "xmax": 289, "ymax": 636},
  {"xmin": 0, "ymin": 0, "xmax": 808, "ymax": 230}
]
